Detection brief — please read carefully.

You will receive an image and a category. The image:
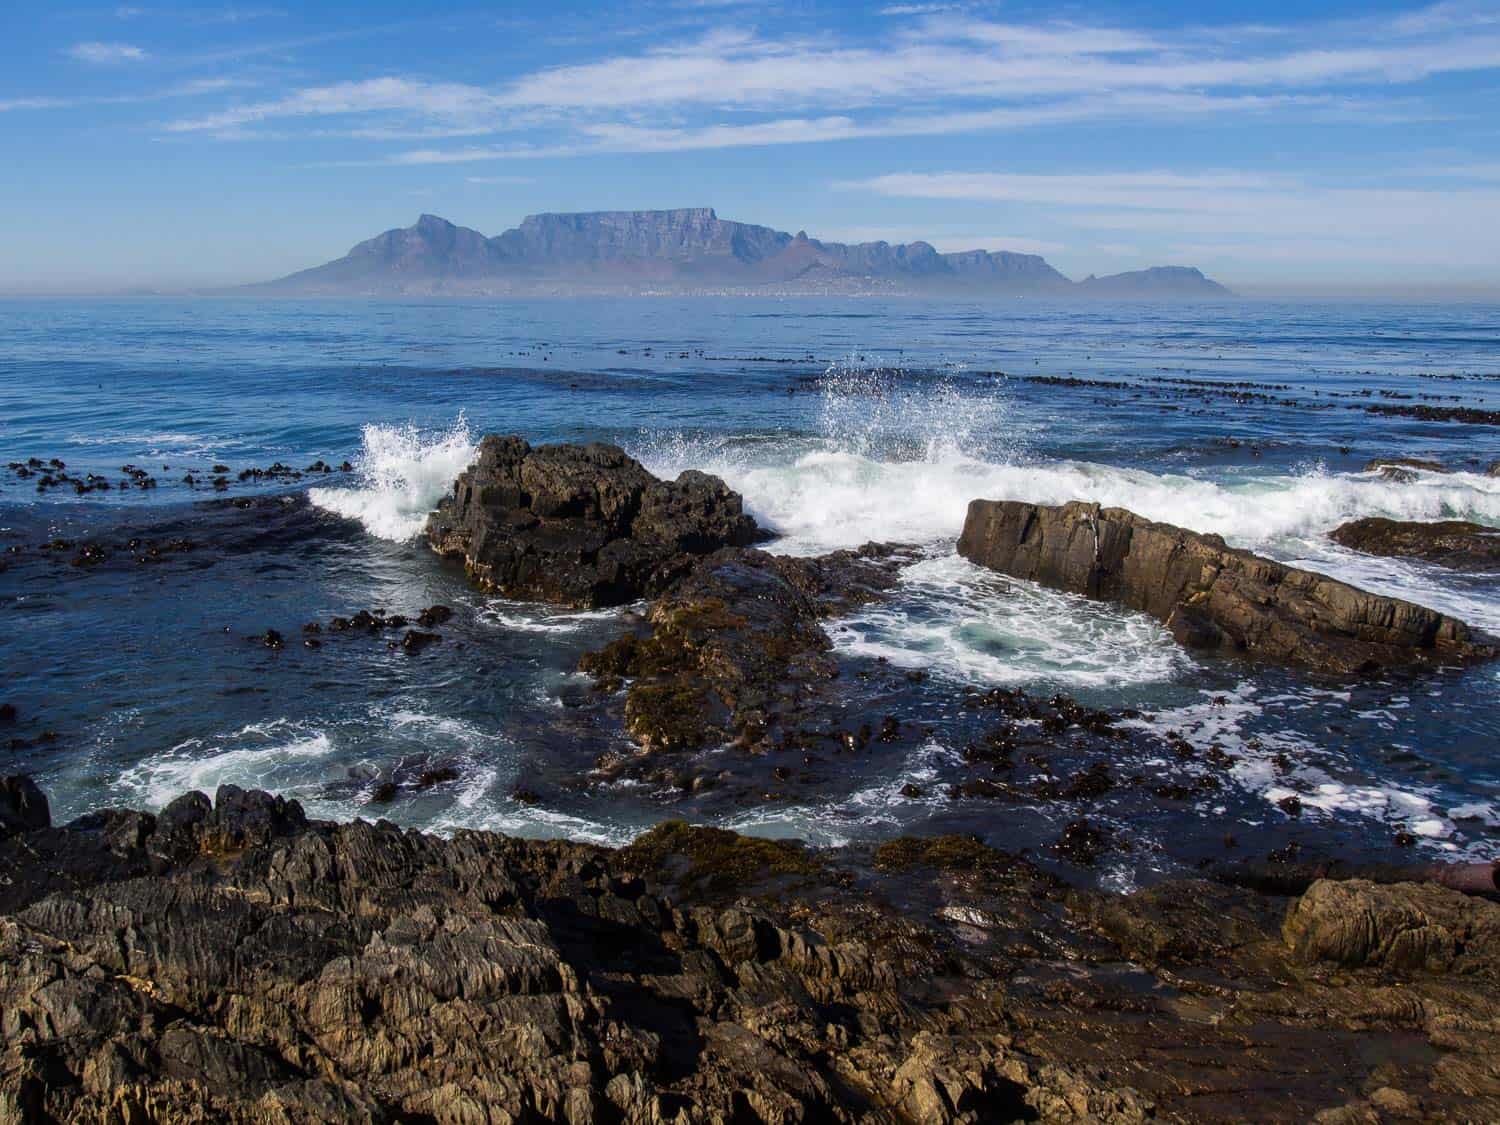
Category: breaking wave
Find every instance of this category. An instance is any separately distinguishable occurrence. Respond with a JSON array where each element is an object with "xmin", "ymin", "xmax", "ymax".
[{"xmin": 310, "ymin": 415, "xmax": 476, "ymax": 541}]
